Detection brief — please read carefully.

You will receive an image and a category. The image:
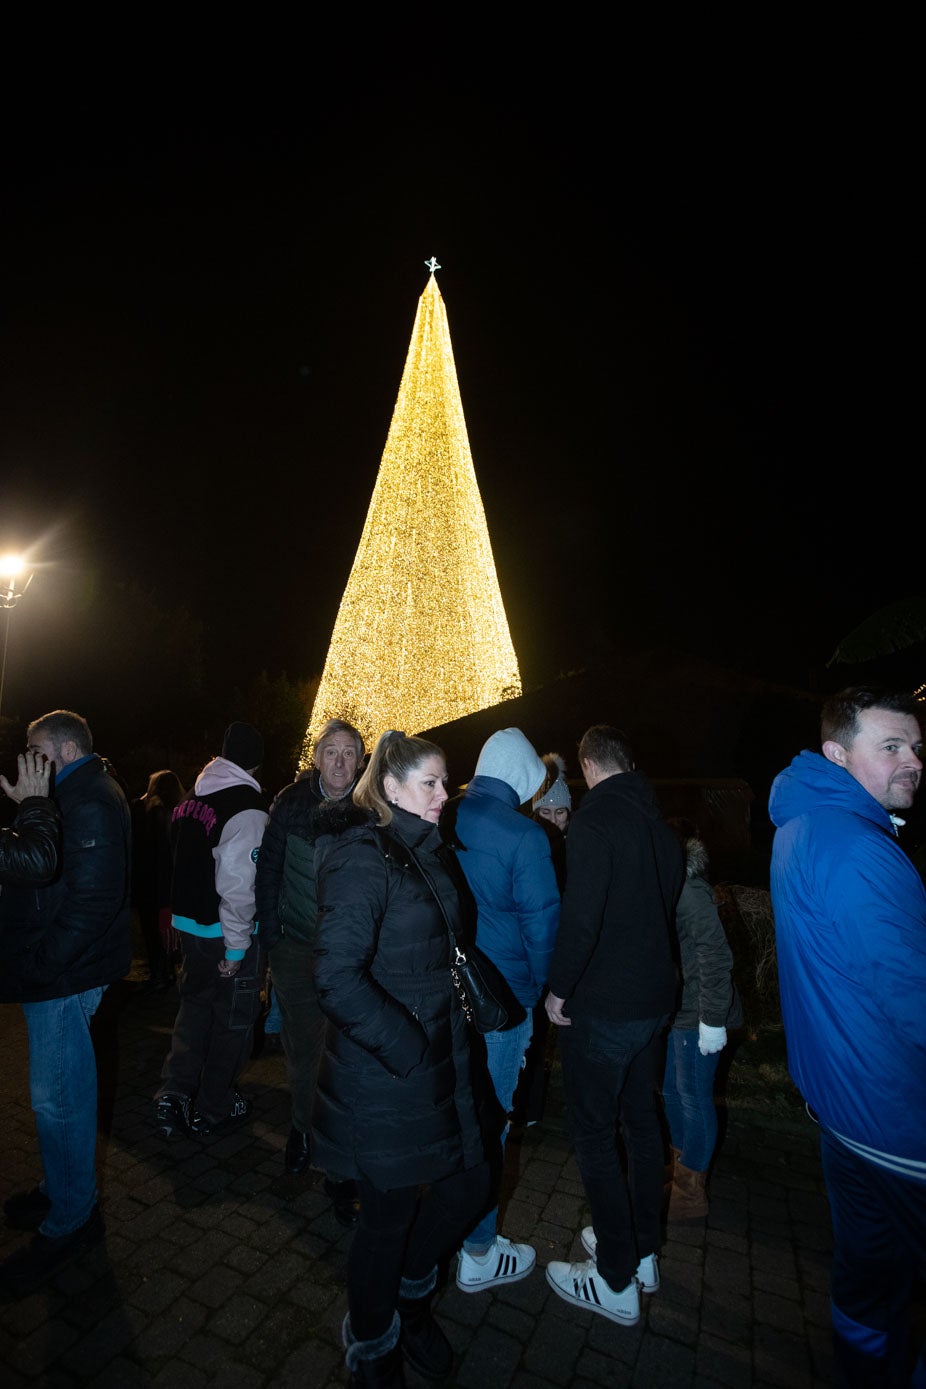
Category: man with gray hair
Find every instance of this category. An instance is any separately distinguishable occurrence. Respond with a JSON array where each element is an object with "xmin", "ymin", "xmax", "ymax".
[
  {"xmin": 0, "ymin": 710, "xmax": 131, "ymax": 1297},
  {"xmin": 255, "ymin": 718, "xmax": 365, "ymax": 1224}
]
